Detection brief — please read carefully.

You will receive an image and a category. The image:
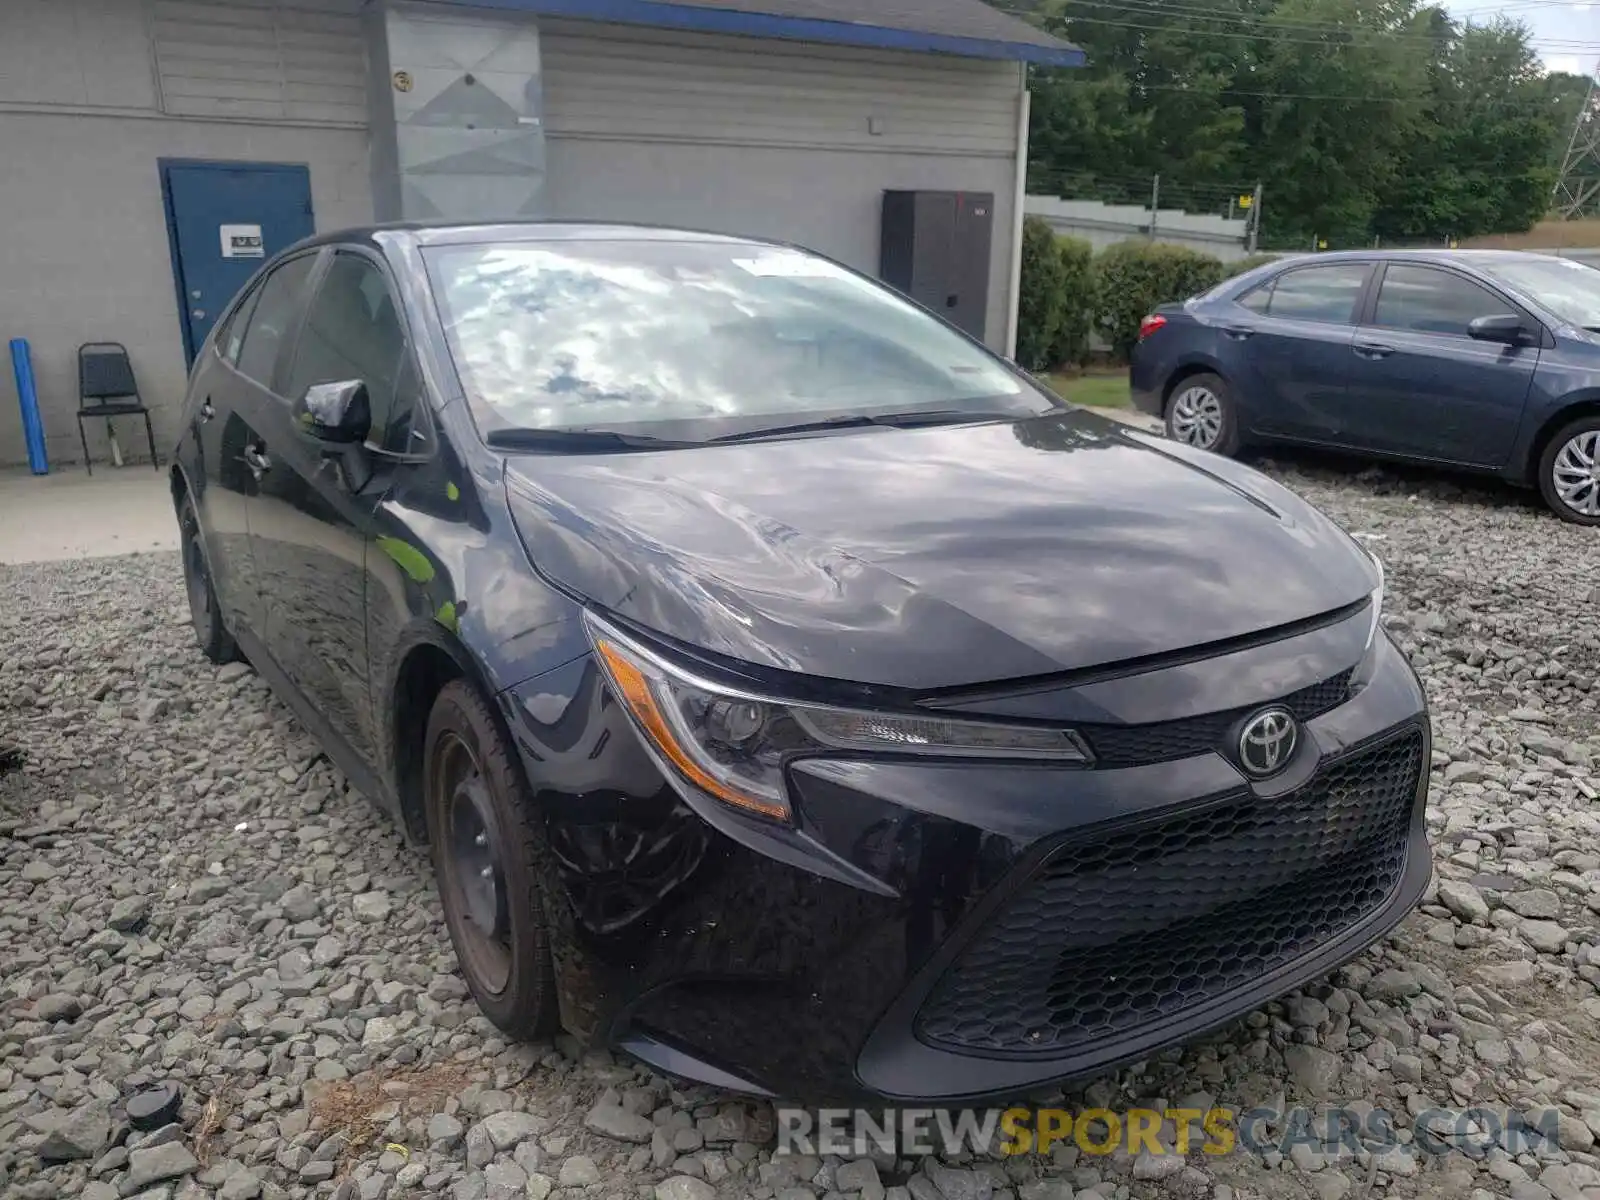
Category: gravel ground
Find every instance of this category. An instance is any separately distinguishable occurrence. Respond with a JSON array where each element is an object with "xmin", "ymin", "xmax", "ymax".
[{"xmin": 3, "ymin": 455, "xmax": 1600, "ymax": 1200}]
